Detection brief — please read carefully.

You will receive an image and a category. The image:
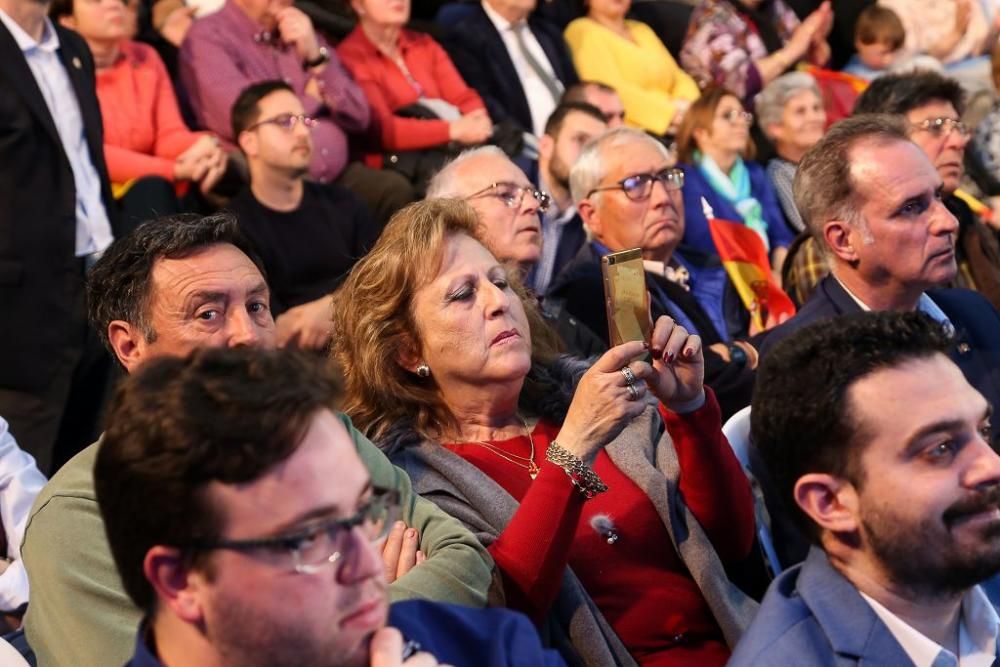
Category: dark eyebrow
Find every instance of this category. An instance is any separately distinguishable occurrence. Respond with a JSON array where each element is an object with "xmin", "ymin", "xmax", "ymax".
[
  {"xmin": 187, "ymin": 290, "xmax": 227, "ymax": 306},
  {"xmin": 903, "ymin": 404, "xmax": 993, "ymax": 455},
  {"xmin": 271, "ymin": 480, "xmax": 374, "ymax": 534},
  {"xmin": 248, "ymin": 282, "xmax": 269, "ymax": 298}
]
